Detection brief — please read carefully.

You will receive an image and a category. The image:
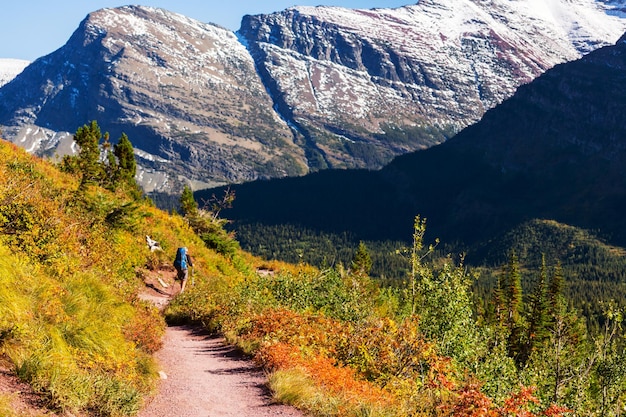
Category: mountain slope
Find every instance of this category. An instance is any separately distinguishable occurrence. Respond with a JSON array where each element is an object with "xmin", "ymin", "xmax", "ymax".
[
  {"xmin": 239, "ymin": 0, "xmax": 626, "ymax": 170},
  {"xmin": 0, "ymin": 139, "xmax": 166, "ymax": 415},
  {"xmin": 0, "ymin": 6, "xmax": 307, "ymax": 193},
  {"xmin": 1, "ymin": 2, "xmax": 625, "ymax": 195},
  {"xmin": 205, "ymin": 33, "xmax": 626, "ymax": 257}
]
